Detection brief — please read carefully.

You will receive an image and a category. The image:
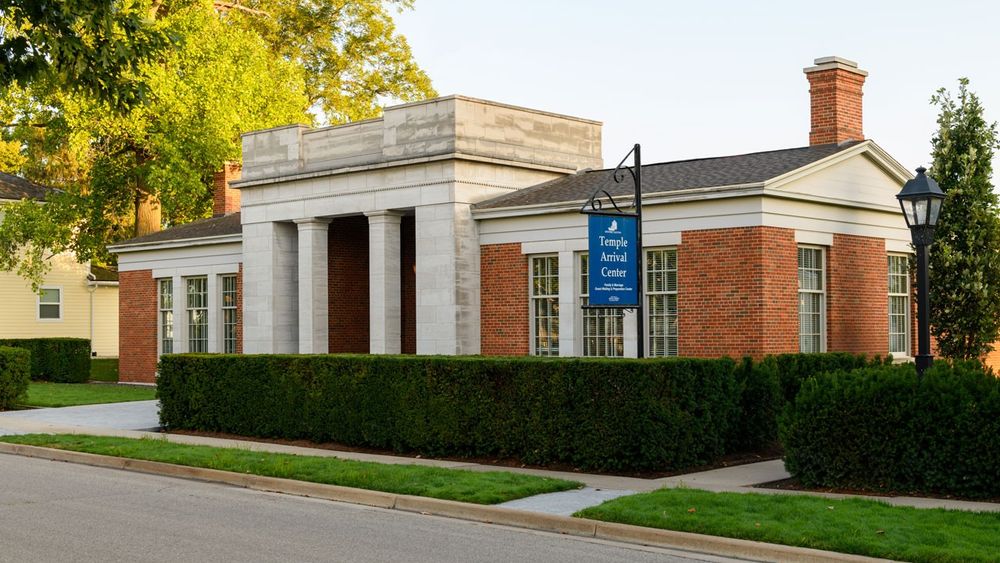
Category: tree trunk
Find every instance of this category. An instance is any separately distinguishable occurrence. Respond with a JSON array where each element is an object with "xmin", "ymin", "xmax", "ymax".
[{"xmin": 134, "ymin": 180, "xmax": 162, "ymax": 237}]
